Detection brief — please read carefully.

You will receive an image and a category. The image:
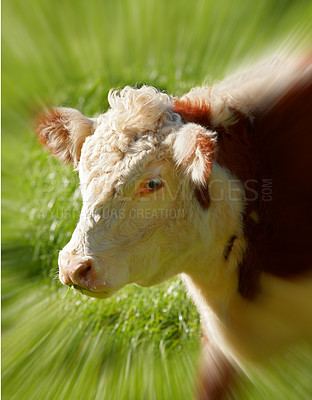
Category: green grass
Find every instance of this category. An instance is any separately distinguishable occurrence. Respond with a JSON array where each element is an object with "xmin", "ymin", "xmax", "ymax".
[{"xmin": 2, "ymin": 0, "xmax": 312, "ymax": 399}]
